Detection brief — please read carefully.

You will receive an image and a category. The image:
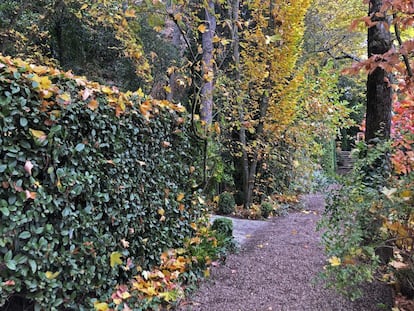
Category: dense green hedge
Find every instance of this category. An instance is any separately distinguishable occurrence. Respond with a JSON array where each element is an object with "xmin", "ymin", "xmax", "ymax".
[{"xmin": 0, "ymin": 55, "xmax": 203, "ymax": 309}]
